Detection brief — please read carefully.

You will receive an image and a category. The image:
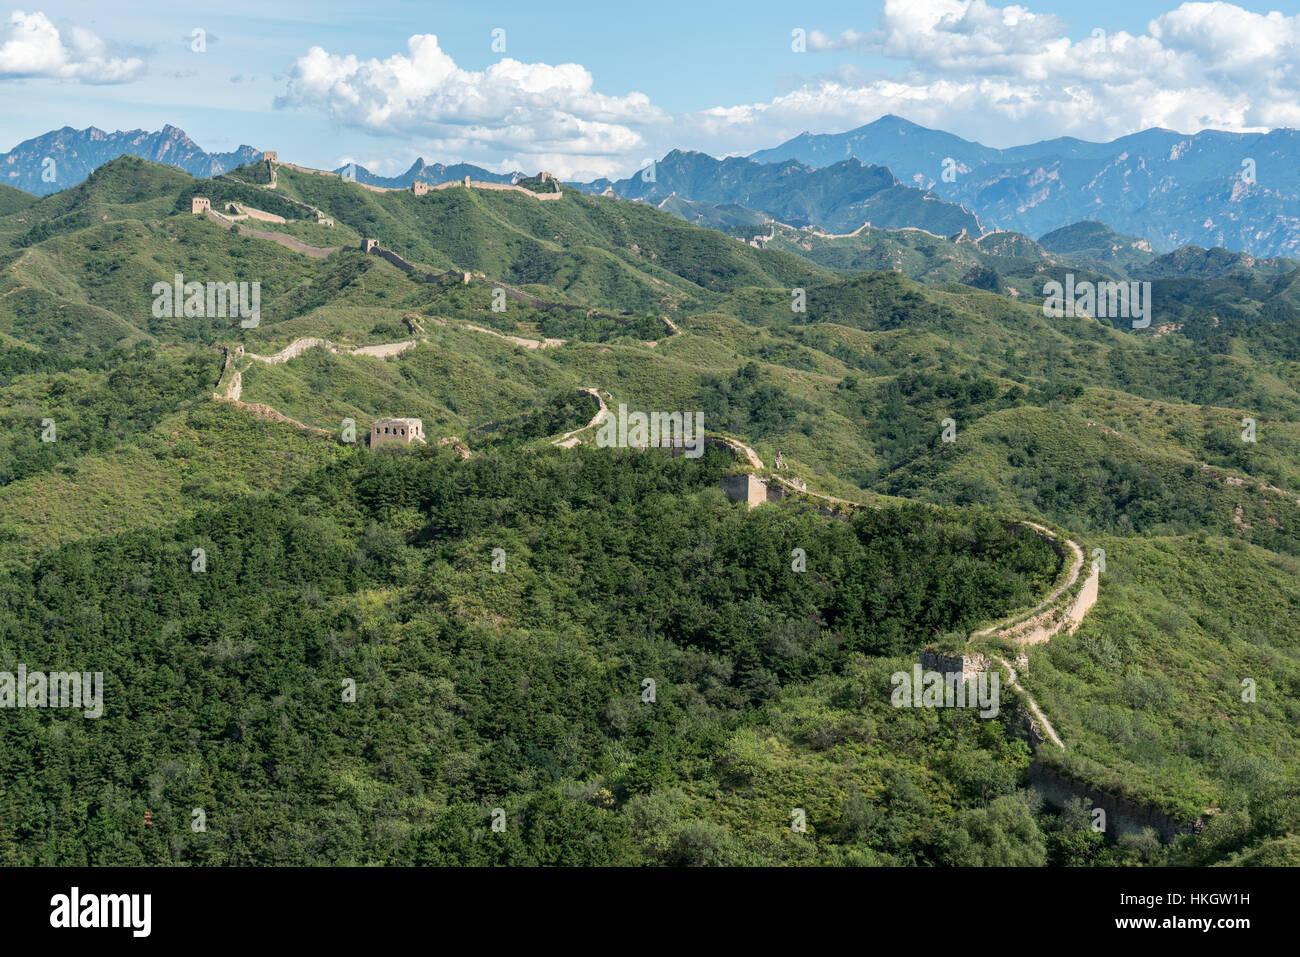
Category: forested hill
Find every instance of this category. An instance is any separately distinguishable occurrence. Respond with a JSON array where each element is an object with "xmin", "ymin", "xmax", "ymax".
[{"xmin": 0, "ymin": 155, "xmax": 1297, "ymax": 866}]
